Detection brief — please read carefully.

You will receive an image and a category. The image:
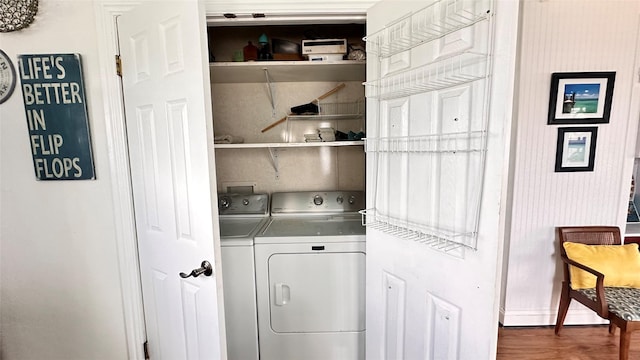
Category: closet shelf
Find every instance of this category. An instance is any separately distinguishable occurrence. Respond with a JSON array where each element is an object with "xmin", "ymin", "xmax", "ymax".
[
  {"xmin": 365, "ymin": 131, "xmax": 486, "ymax": 153},
  {"xmin": 365, "ymin": 0, "xmax": 491, "ymax": 58},
  {"xmin": 359, "ymin": 209, "xmax": 477, "ymax": 251},
  {"xmin": 209, "ymin": 60, "xmax": 366, "ymax": 83},
  {"xmin": 365, "ymin": 52, "xmax": 488, "ymax": 100},
  {"xmin": 214, "ymin": 141, "xmax": 364, "ymax": 149},
  {"xmin": 287, "ymin": 99, "xmax": 365, "ymax": 121},
  {"xmin": 287, "ymin": 114, "xmax": 365, "ymax": 121},
  {"xmin": 287, "ymin": 99, "xmax": 364, "ymax": 120},
  {"xmin": 285, "ymin": 99, "xmax": 365, "ymax": 143}
]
